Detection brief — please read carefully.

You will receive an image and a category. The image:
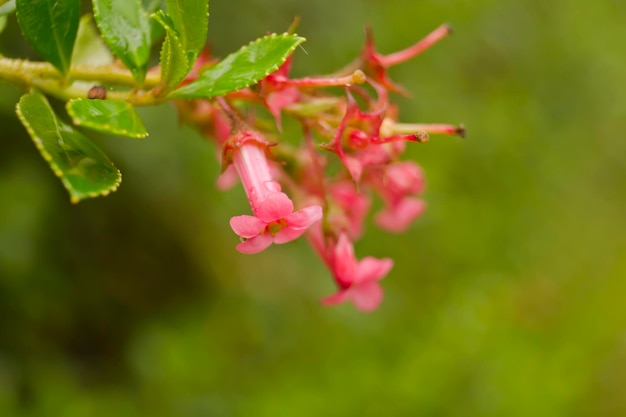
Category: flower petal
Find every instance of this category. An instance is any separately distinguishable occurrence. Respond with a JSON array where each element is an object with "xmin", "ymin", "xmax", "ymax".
[
  {"xmin": 216, "ymin": 165, "xmax": 239, "ymax": 190},
  {"xmin": 236, "ymin": 232, "xmax": 274, "ymax": 254},
  {"xmin": 342, "ymin": 155, "xmax": 363, "ymax": 182},
  {"xmin": 385, "ymin": 161, "xmax": 425, "ymax": 195},
  {"xmin": 332, "ymin": 233, "xmax": 357, "ymax": 285},
  {"xmin": 230, "ymin": 215, "xmax": 266, "ymax": 238},
  {"xmin": 273, "ymin": 225, "xmax": 308, "ymax": 244},
  {"xmin": 355, "ymin": 257, "xmax": 393, "ymax": 283},
  {"xmin": 285, "ymin": 205, "xmax": 323, "ymax": 229},
  {"xmin": 350, "ymin": 281, "xmax": 384, "ymax": 312},
  {"xmin": 375, "ymin": 198, "xmax": 426, "ymax": 233},
  {"xmin": 321, "ymin": 288, "xmax": 351, "ymax": 306},
  {"xmin": 256, "ymin": 191, "xmax": 294, "ymax": 223}
]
